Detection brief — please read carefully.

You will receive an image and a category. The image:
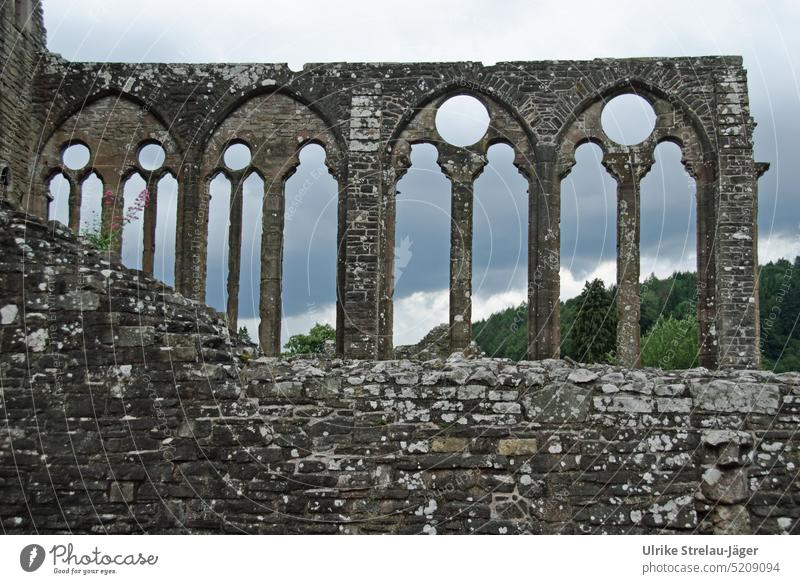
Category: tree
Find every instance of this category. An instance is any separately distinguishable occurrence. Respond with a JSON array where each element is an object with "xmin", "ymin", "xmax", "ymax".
[
  {"xmin": 571, "ymin": 279, "xmax": 616, "ymax": 363},
  {"xmin": 284, "ymin": 323, "xmax": 336, "ymax": 355},
  {"xmin": 640, "ymin": 315, "xmax": 699, "ymax": 370},
  {"xmin": 237, "ymin": 326, "xmax": 252, "ymax": 343}
]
